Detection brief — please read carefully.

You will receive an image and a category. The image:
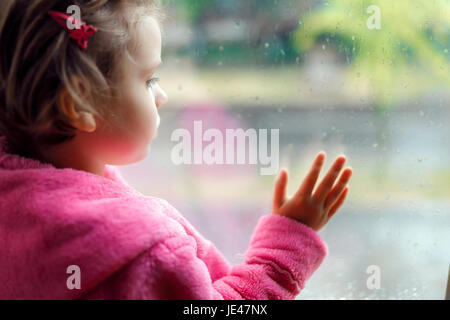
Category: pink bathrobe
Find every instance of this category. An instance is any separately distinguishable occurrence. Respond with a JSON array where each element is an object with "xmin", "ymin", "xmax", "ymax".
[{"xmin": 0, "ymin": 136, "xmax": 327, "ymax": 300}]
